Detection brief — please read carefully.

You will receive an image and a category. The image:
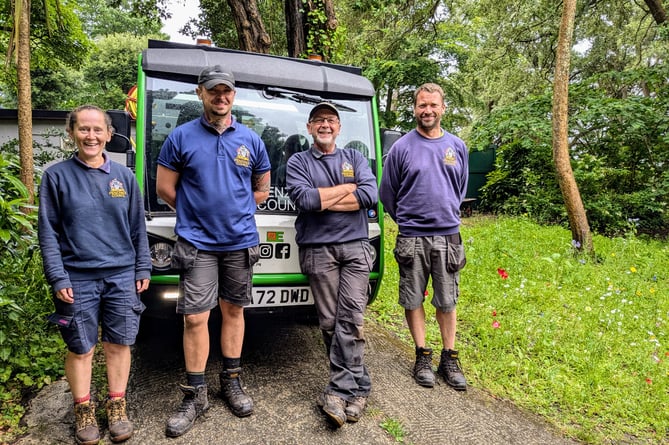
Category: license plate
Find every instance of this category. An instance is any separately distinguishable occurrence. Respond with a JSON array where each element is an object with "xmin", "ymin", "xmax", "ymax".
[{"xmin": 250, "ymin": 287, "xmax": 313, "ymax": 307}]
